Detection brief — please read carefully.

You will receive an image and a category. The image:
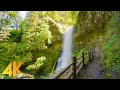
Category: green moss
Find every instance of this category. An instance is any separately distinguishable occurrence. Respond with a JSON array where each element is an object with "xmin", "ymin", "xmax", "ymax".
[{"xmin": 101, "ymin": 14, "xmax": 120, "ymax": 74}]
